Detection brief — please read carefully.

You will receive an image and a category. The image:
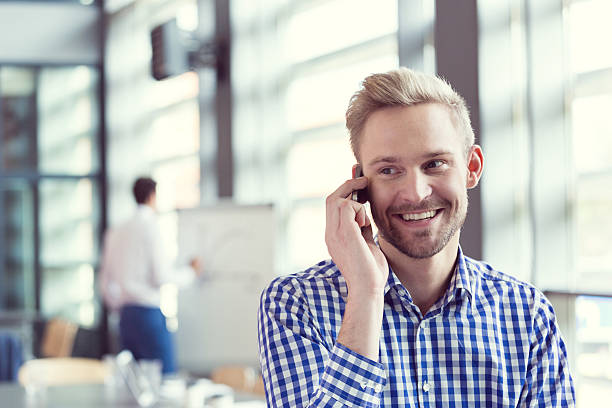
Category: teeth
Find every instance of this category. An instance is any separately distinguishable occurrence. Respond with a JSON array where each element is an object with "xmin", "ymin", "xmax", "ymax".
[{"xmin": 401, "ymin": 210, "xmax": 436, "ymax": 221}]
